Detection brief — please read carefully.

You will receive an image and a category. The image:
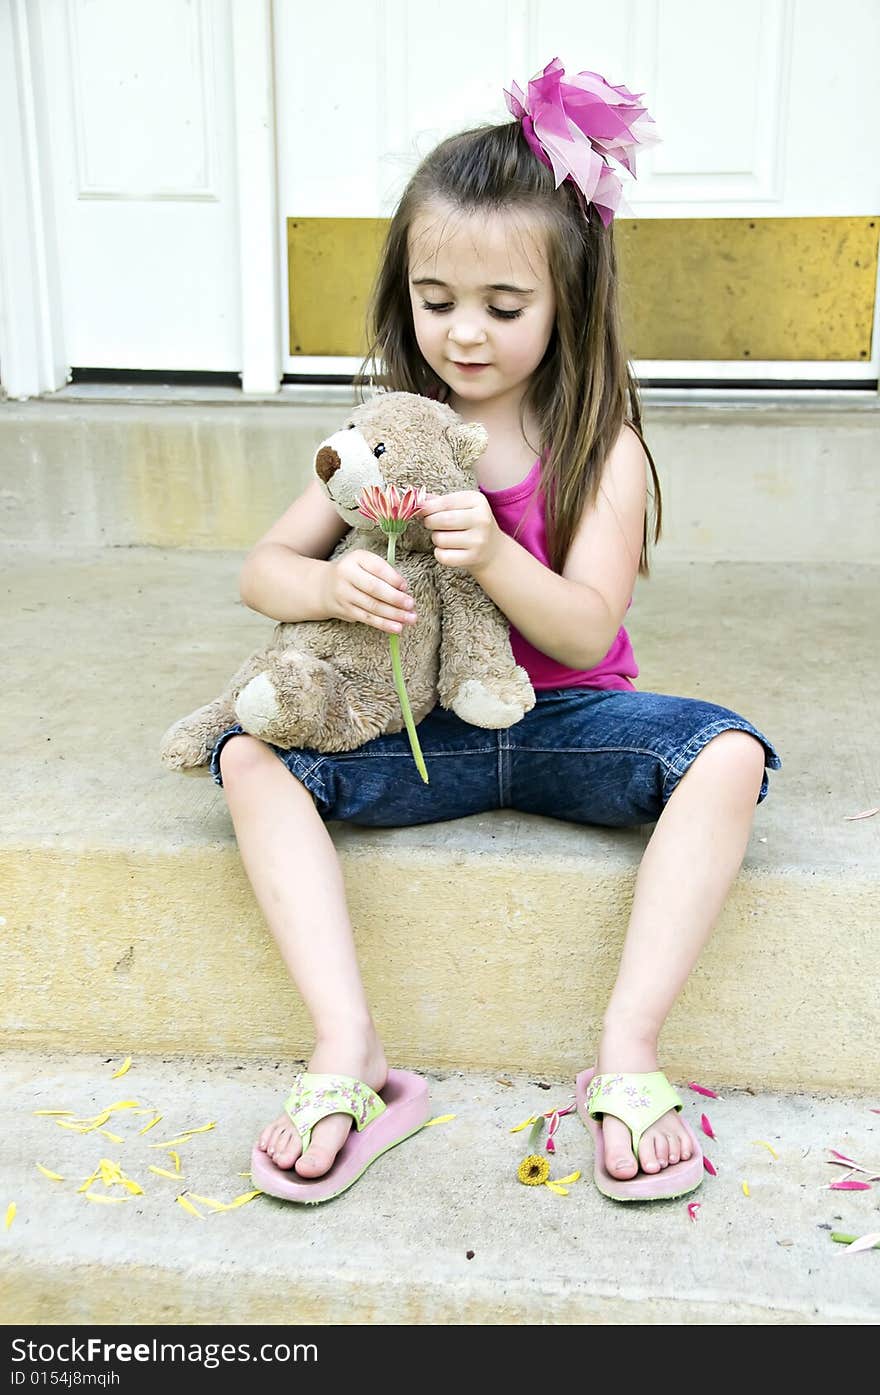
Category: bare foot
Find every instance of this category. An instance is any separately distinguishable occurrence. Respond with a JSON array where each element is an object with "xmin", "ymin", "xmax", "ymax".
[
  {"xmin": 257, "ymin": 1031, "xmax": 388, "ymax": 1179},
  {"xmin": 595, "ymin": 1025, "xmax": 694, "ymax": 1180}
]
